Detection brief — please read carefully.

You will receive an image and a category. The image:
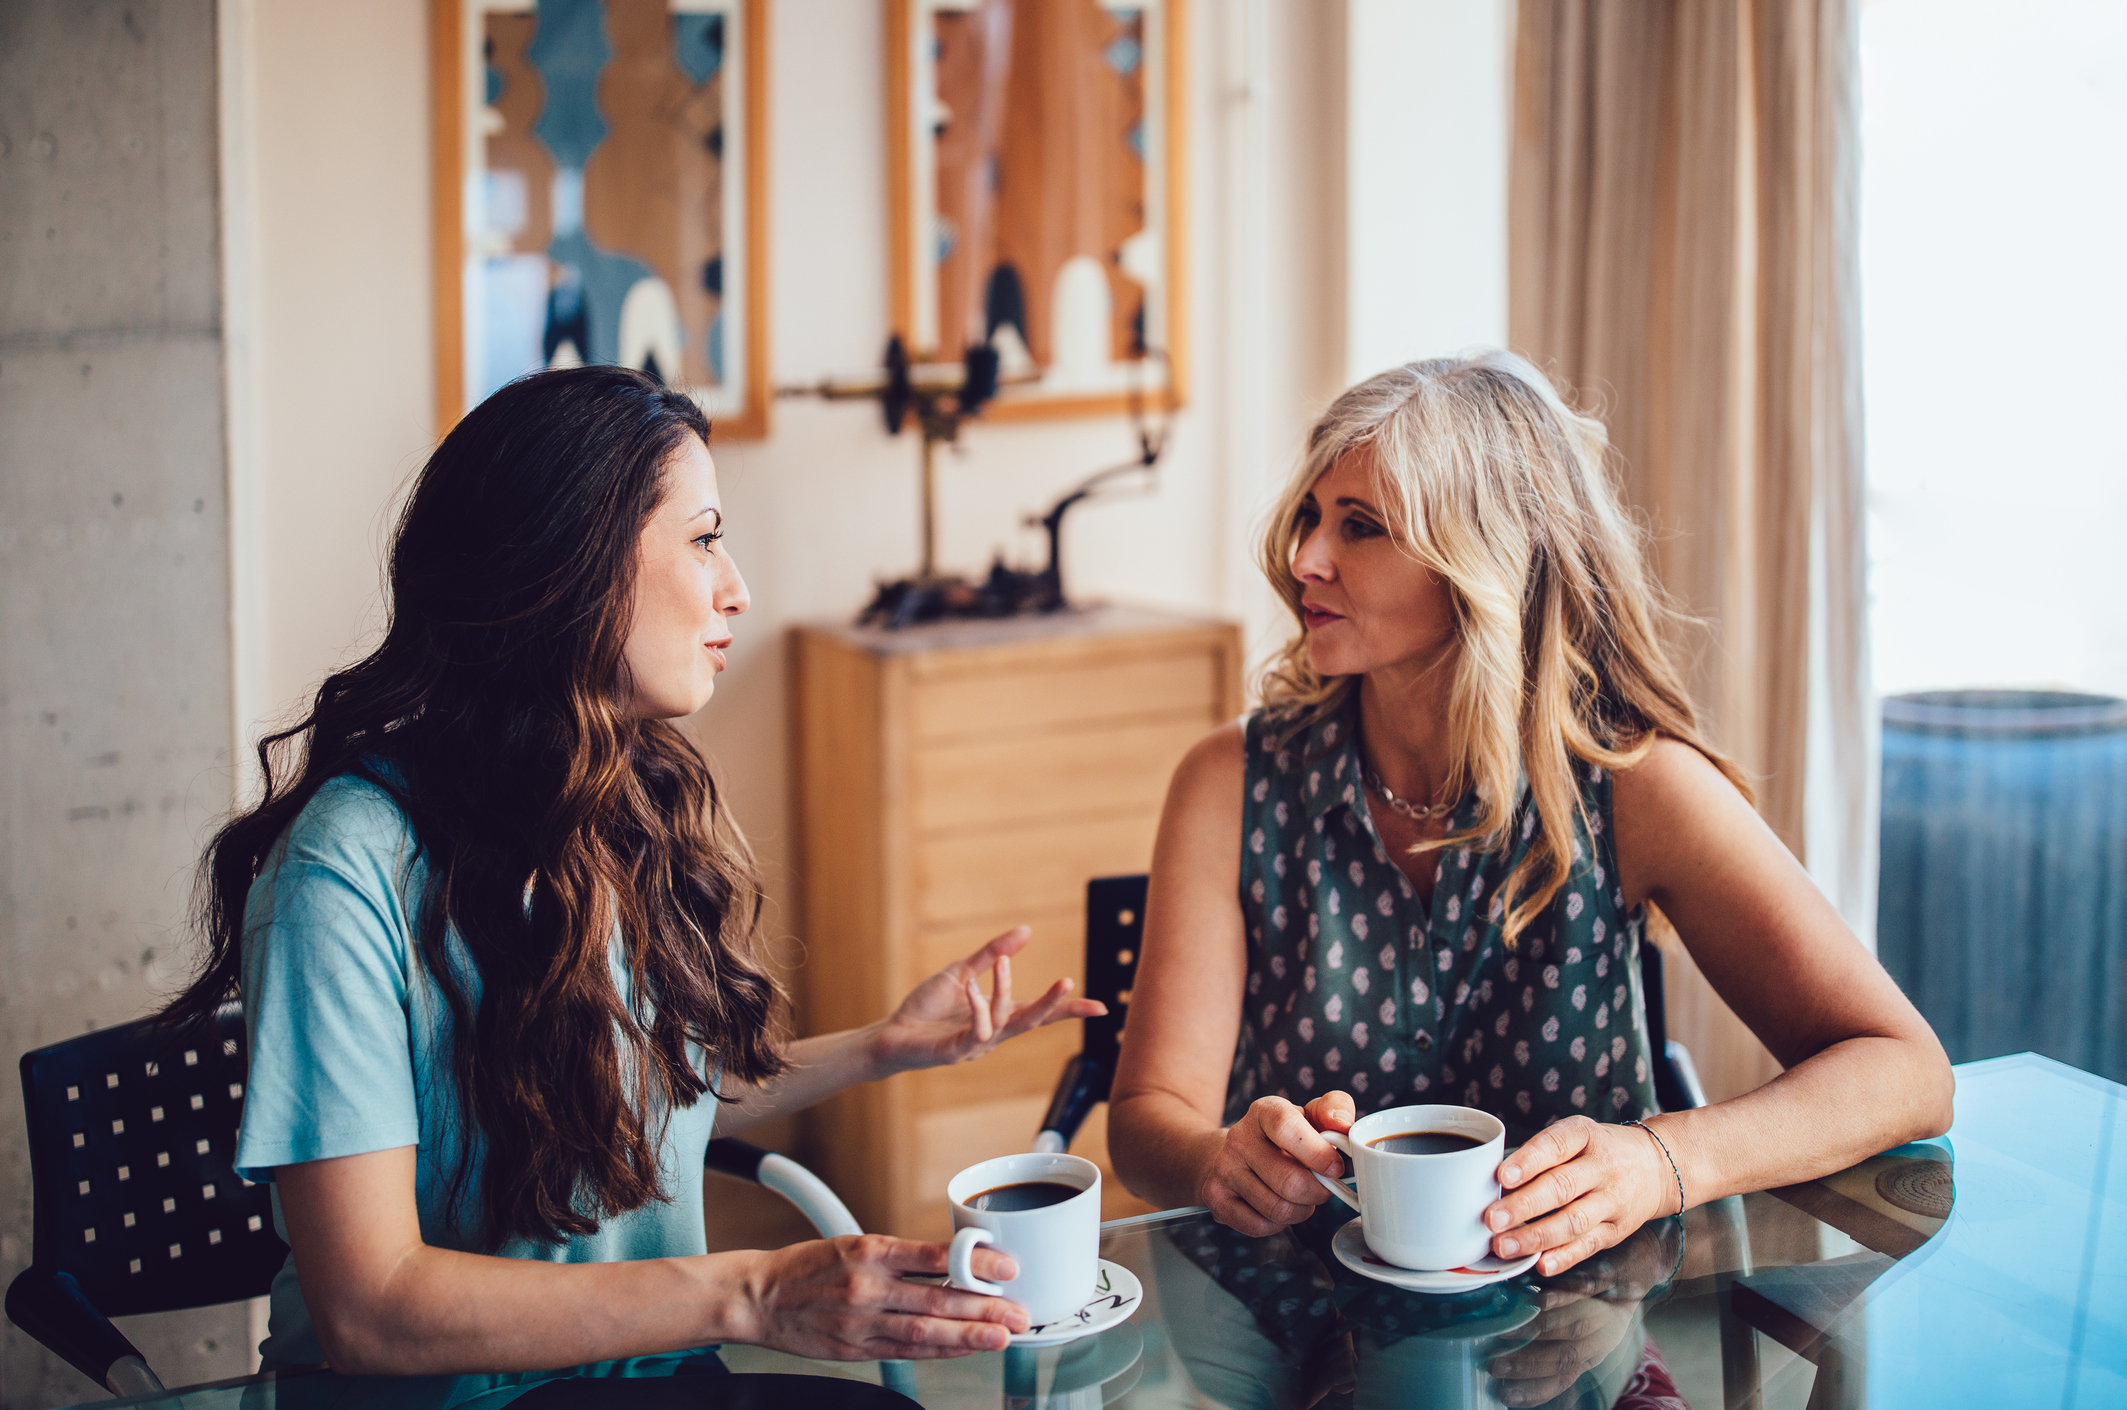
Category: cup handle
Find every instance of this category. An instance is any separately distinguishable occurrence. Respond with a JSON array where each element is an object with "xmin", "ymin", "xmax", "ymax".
[
  {"xmin": 948, "ymin": 1226, "xmax": 1004, "ymax": 1296},
  {"xmin": 1311, "ymin": 1129, "xmax": 1362, "ymax": 1213}
]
